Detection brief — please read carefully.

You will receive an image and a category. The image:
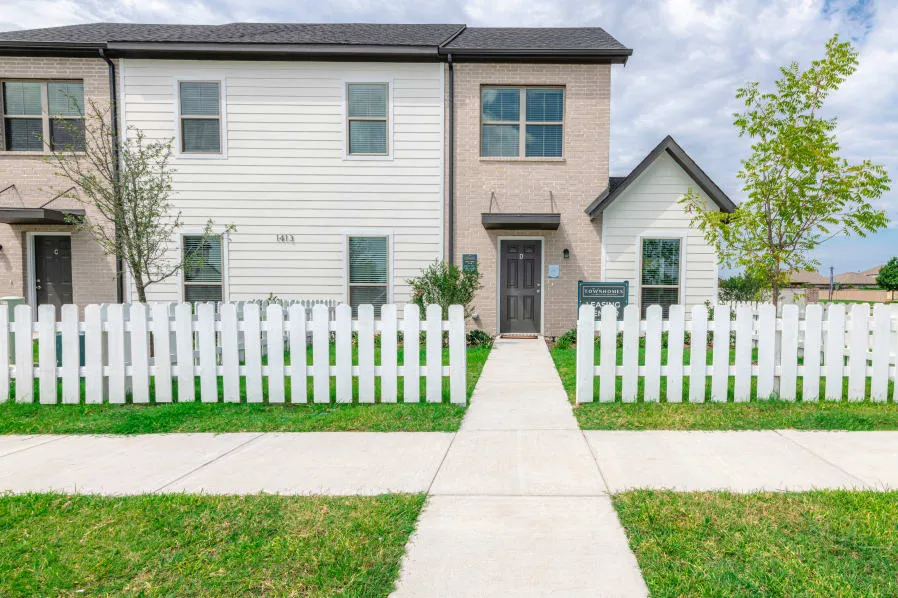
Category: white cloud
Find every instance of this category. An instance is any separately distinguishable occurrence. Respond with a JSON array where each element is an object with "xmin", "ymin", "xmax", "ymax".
[{"xmin": 0, "ymin": 0, "xmax": 895, "ymax": 272}]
